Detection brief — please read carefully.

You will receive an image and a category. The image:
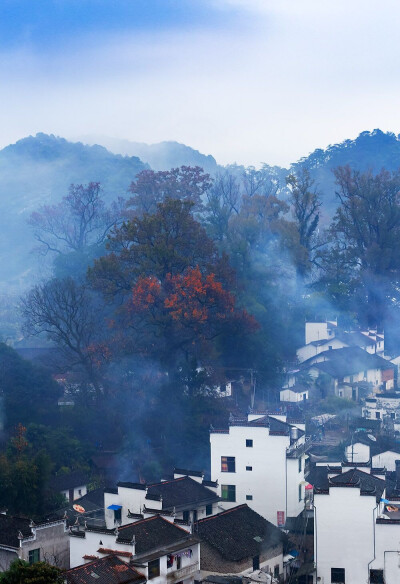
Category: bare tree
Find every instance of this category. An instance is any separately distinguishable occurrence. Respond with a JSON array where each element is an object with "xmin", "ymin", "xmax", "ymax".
[
  {"xmin": 20, "ymin": 278, "xmax": 106, "ymax": 398},
  {"xmin": 28, "ymin": 183, "xmax": 125, "ymax": 255}
]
